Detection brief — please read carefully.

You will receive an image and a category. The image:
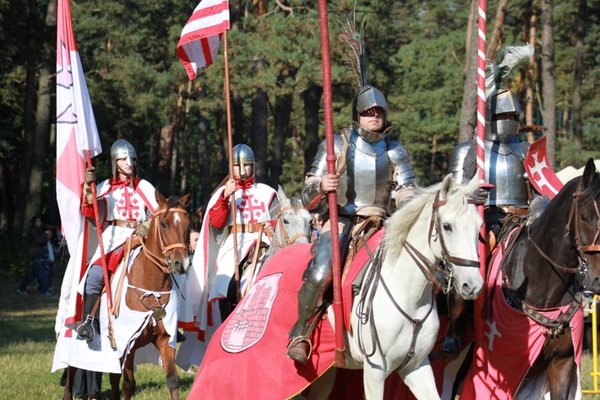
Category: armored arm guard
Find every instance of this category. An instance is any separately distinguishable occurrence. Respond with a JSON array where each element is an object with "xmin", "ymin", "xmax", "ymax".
[
  {"xmin": 449, "ymin": 139, "xmax": 477, "ymax": 184},
  {"xmin": 388, "ymin": 141, "xmax": 415, "ymax": 188},
  {"xmin": 301, "ymin": 134, "xmax": 344, "ymax": 211}
]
